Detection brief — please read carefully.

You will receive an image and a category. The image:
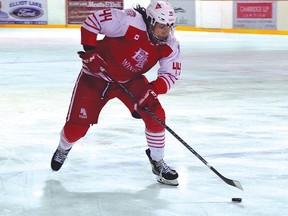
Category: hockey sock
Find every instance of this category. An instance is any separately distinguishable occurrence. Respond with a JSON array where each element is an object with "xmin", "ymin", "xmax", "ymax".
[
  {"xmin": 146, "ymin": 129, "xmax": 165, "ymax": 161},
  {"xmin": 59, "ymin": 130, "xmax": 74, "ymax": 150}
]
